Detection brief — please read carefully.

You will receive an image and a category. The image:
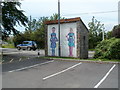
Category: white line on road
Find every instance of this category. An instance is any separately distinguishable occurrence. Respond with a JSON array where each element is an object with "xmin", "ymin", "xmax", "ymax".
[
  {"xmin": 8, "ymin": 60, "xmax": 54, "ymax": 73},
  {"xmin": 3, "ymin": 52, "xmax": 22, "ymax": 54},
  {"xmin": 43, "ymin": 62, "xmax": 82, "ymax": 80},
  {"xmin": 94, "ymin": 64, "xmax": 116, "ymax": 88},
  {"xmin": 19, "ymin": 58, "xmax": 22, "ymax": 61},
  {"xmin": 10, "ymin": 59, "xmax": 14, "ymax": 63}
]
